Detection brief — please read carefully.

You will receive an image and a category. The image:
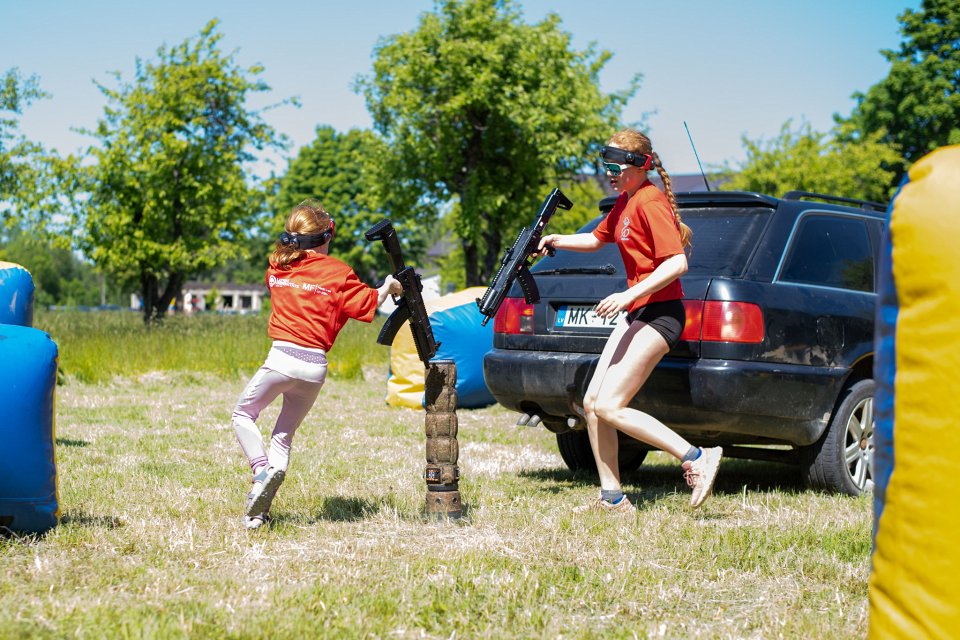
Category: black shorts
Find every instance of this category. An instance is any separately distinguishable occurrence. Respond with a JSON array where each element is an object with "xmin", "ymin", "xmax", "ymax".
[{"xmin": 625, "ymin": 299, "xmax": 686, "ymax": 349}]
